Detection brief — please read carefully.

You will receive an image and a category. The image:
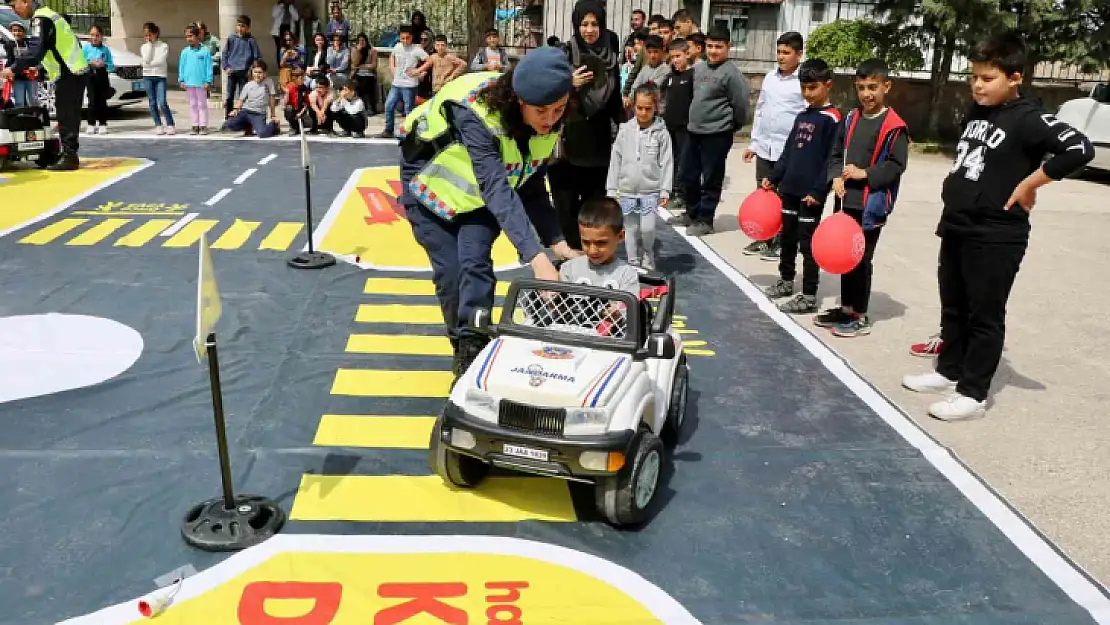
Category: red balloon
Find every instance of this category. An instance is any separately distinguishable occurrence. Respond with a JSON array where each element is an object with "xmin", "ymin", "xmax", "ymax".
[
  {"xmin": 737, "ymin": 189, "xmax": 783, "ymax": 241},
  {"xmin": 812, "ymin": 212, "xmax": 866, "ymax": 275}
]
